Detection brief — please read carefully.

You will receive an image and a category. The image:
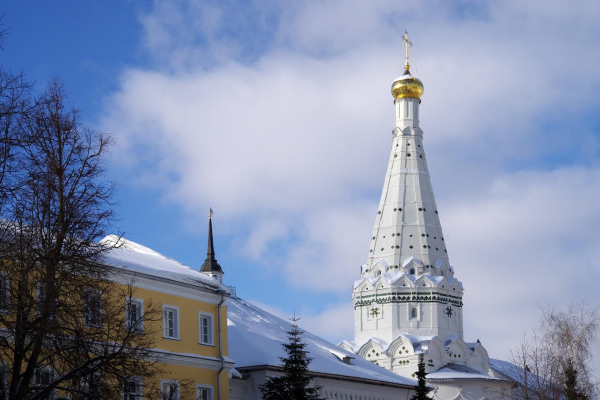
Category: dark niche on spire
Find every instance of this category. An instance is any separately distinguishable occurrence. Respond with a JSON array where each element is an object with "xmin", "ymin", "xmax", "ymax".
[{"xmin": 200, "ymin": 213, "xmax": 224, "ymax": 275}]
